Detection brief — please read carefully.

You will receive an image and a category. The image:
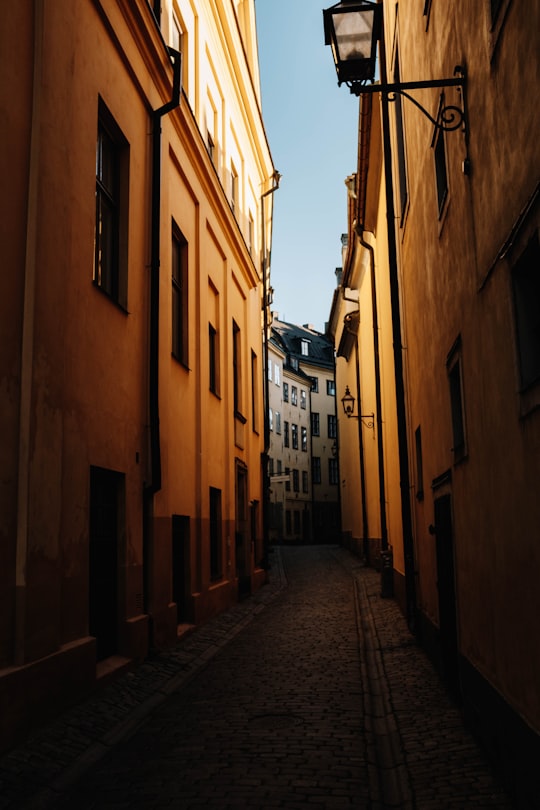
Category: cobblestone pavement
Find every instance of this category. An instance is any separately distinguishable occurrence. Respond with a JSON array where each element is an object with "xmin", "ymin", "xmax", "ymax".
[{"xmin": 0, "ymin": 545, "xmax": 514, "ymax": 809}]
